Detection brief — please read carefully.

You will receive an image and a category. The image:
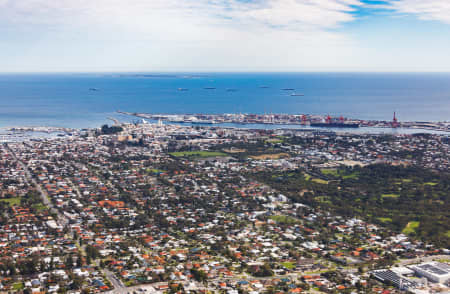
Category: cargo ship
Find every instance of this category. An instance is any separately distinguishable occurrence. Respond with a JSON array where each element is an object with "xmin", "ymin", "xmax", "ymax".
[{"xmin": 190, "ymin": 120, "xmax": 218, "ymax": 124}]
